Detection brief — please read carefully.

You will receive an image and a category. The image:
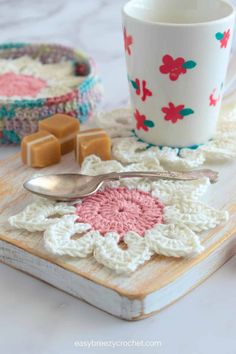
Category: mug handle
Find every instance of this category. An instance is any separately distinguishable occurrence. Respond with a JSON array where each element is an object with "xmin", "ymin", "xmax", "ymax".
[{"xmin": 223, "ymin": 51, "xmax": 236, "ymax": 103}]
